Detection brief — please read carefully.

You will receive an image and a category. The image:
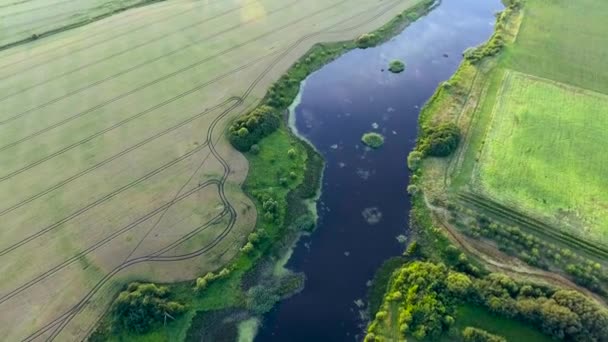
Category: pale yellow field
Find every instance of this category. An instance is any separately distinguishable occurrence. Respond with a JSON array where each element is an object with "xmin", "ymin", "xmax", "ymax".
[{"xmin": 0, "ymin": 0, "xmax": 422, "ymax": 340}]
